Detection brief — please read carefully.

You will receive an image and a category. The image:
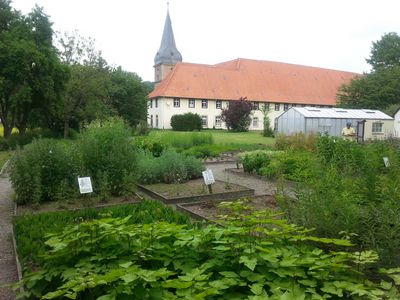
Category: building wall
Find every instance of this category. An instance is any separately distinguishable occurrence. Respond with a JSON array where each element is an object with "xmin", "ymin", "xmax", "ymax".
[
  {"xmin": 364, "ymin": 119, "xmax": 394, "ymax": 140},
  {"xmin": 147, "ymin": 98, "xmax": 296, "ymax": 130},
  {"xmin": 395, "ymin": 110, "xmax": 400, "ymax": 136}
]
